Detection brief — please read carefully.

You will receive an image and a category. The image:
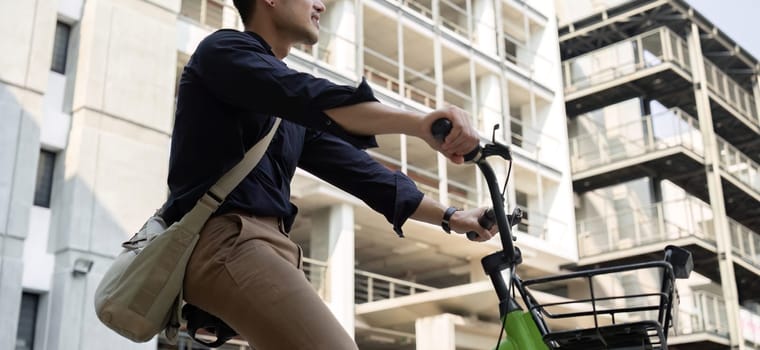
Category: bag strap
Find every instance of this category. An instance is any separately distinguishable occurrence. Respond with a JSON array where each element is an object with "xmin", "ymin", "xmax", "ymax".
[{"xmin": 178, "ymin": 118, "xmax": 282, "ymax": 230}]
